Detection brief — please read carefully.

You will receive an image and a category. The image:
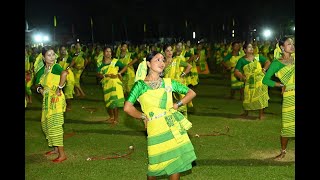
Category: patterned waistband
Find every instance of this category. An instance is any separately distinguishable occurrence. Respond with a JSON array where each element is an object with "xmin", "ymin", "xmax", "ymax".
[{"xmin": 149, "ymin": 111, "xmax": 167, "ymax": 121}]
